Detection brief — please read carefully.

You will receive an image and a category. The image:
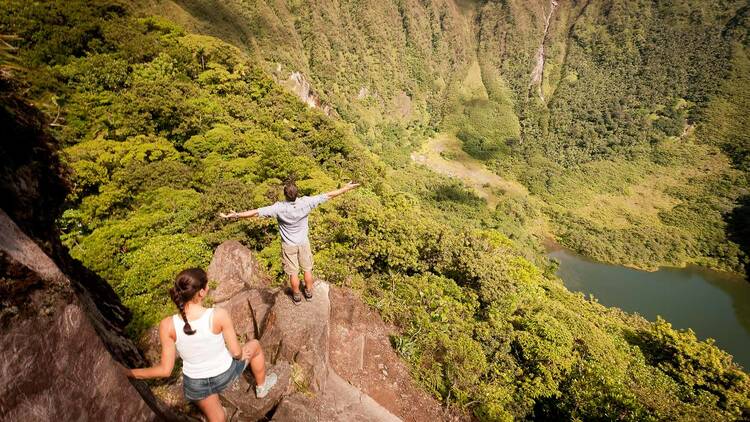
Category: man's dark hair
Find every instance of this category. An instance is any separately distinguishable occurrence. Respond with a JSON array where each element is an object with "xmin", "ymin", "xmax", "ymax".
[{"xmin": 284, "ymin": 181, "xmax": 298, "ymax": 201}]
